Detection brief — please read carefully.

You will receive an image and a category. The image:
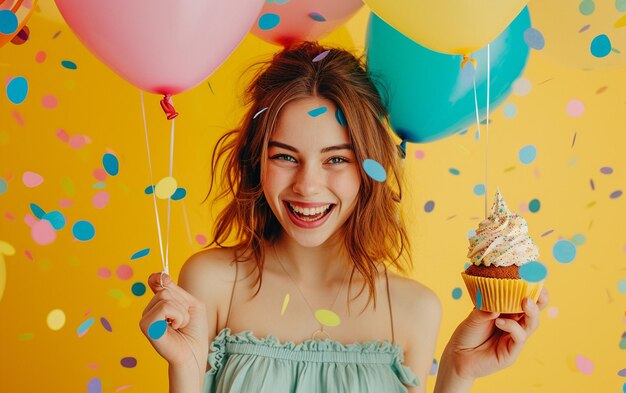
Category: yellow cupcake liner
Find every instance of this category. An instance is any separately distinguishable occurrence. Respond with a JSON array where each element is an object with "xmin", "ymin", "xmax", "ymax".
[{"xmin": 461, "ymin": 272, "xmax": 543, "ymax": 313}]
